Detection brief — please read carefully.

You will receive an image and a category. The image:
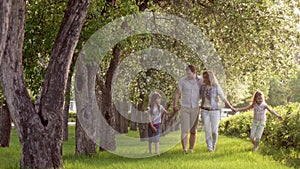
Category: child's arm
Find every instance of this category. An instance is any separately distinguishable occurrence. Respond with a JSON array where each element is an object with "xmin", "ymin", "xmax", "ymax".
[
  {"xmin": 149, "ymin": 122, "xmax": 157, "ymax": 132},
  {"xmin": 265, "ymin": 105, "xmax": 283, "ymax": 121},
  {"xmin": 235, "ymin": 104, "xmax": 253, "ymax": 112},
  {"xmin": 148, "ymin": 111, "xmax": 157, "ymax": 132},
  {"xmin": 162, "ymin": 106, "xmax": 173, "ymax": 116}
]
